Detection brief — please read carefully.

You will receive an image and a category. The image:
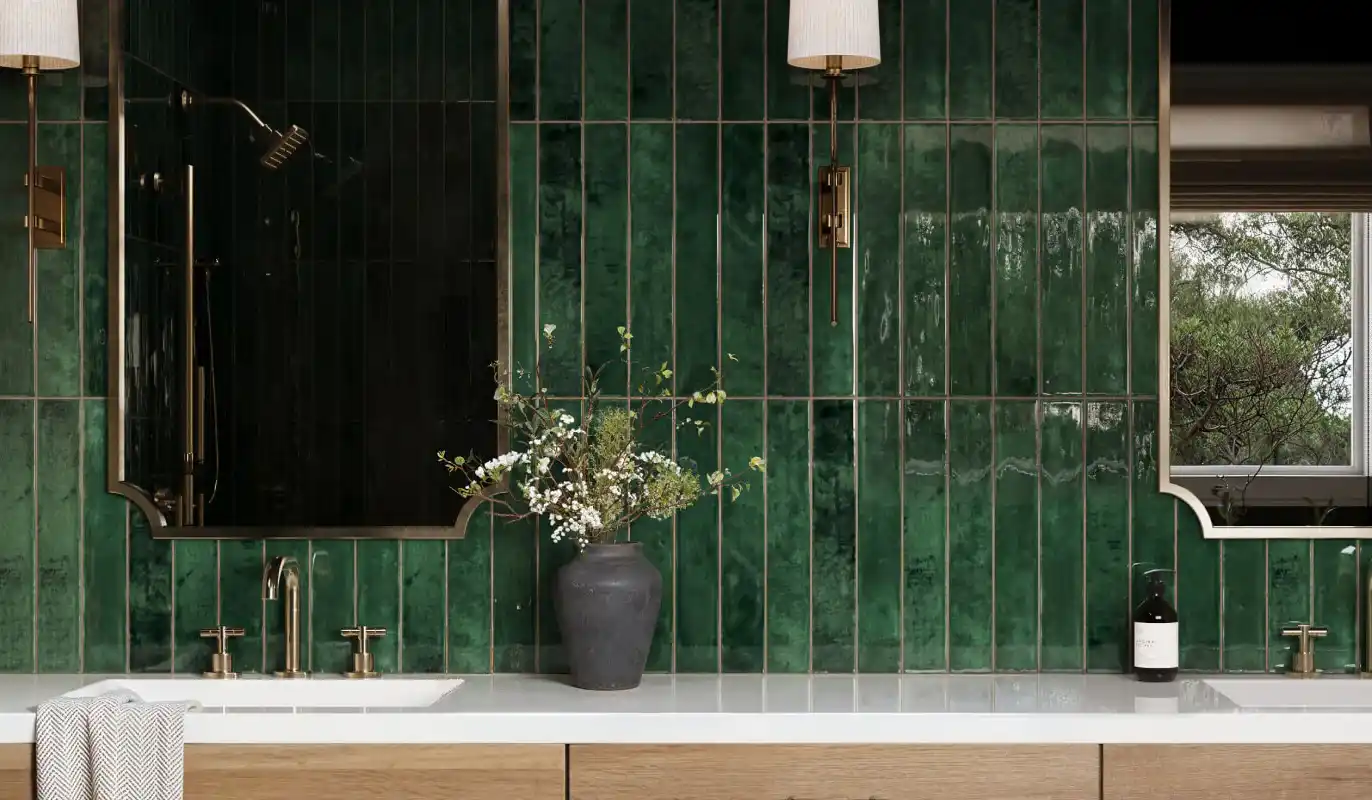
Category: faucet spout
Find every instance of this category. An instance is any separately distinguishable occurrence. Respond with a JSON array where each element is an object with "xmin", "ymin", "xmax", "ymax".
[{"xmin": 263, "ymin": 556, "xmax": 306, "ymax": 677}]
